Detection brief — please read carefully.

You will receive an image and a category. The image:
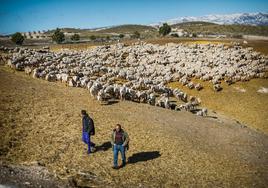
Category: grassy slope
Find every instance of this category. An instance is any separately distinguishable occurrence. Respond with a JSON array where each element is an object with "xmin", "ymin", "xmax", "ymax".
[
  {"xmin": 172, "ymin": 21, "xmax": 268, "ymax": 36},
  {"xmin": 97, "ymin": 24, "xmax": 157, "ymax": 33},
  {"xmin": 43, "ymin": 22, "xmax": 268, "ymax": 41},
  {"xmin": 0, "ymin": 65, "xmax": 267, "ymax": 187},
  {"xmin": 46, "ymin": 25, "xmax": 158, "ymax": 39}
]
